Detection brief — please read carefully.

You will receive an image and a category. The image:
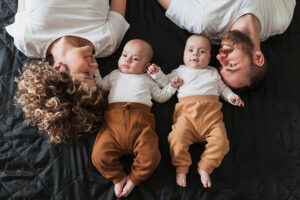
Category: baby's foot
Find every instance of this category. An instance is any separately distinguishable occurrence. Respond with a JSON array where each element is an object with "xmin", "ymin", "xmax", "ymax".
[
  {"xmin": 114, "ymin": 176, "xmax": 127, "ymax": 197},
  {"xmin": 176, "ymin": 173, "xmax": 187, "ymax": 187},
  {"xmin": 197, "ymin": 168, "xmax": 212, "ymax": 188},
  {"xmin": 121, "ymin": 177, "xmax": 135, "ymax": 197}
]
